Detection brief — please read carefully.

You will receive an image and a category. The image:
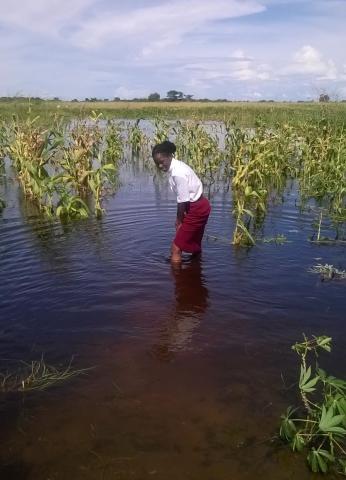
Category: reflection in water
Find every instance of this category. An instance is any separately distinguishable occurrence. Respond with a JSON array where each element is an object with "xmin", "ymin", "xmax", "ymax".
[
  {"xmin": 1, "ymin": 160, "xmax": 346, "ymax": 479},
  {"xmin": 150, "ymin": 259, "xmax": 209, "ymax": 361}
]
